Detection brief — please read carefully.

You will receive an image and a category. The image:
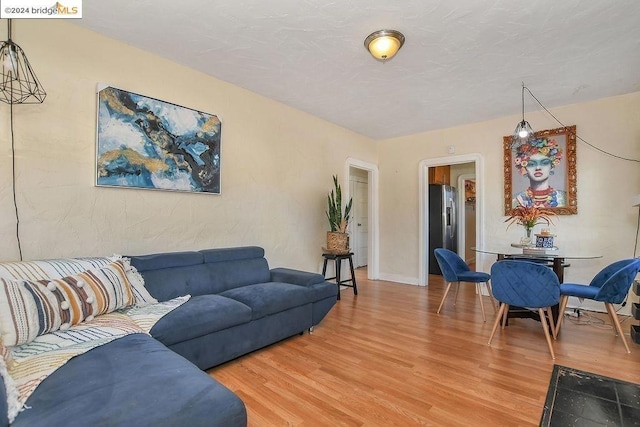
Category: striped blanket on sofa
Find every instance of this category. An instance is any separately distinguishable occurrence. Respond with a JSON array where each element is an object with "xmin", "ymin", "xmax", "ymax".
[{"xmin": 1, "ymin": 296, "xmax": 189, "ymax": 423}]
